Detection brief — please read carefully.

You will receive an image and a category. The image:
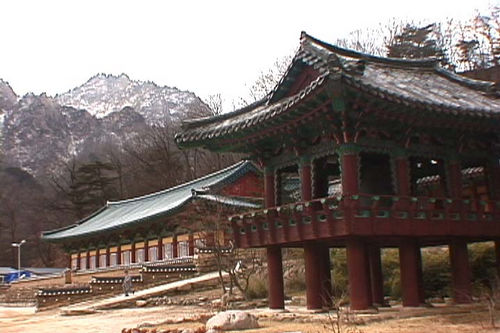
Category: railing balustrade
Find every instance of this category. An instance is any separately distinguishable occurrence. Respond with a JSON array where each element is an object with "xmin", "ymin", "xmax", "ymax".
[{"xmin": 230, "ymin": 194, "xmax": 500, "ymax": 245}]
